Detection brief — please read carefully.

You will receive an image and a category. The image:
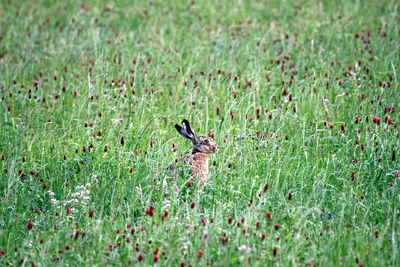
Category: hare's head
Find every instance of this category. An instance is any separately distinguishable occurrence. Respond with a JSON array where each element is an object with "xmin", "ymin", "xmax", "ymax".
[{"xmin": 175, "ymin": 119, "xmax": 218, "ymax": 154}]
